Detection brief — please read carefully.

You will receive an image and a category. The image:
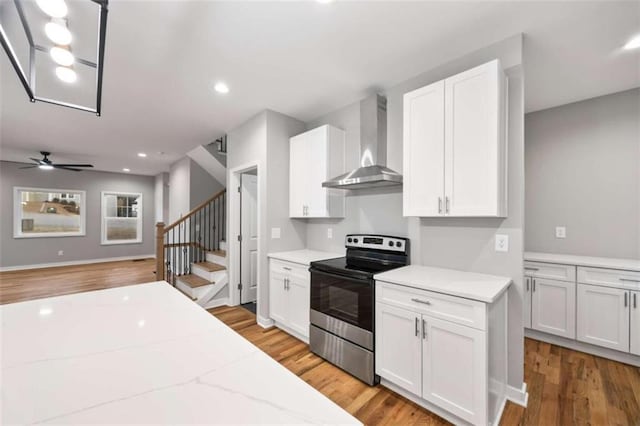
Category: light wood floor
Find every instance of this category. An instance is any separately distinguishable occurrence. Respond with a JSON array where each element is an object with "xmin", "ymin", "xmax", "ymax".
[{"xmin": 1, "ymin": 260, "xmax": 639, "ymax": 425}]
